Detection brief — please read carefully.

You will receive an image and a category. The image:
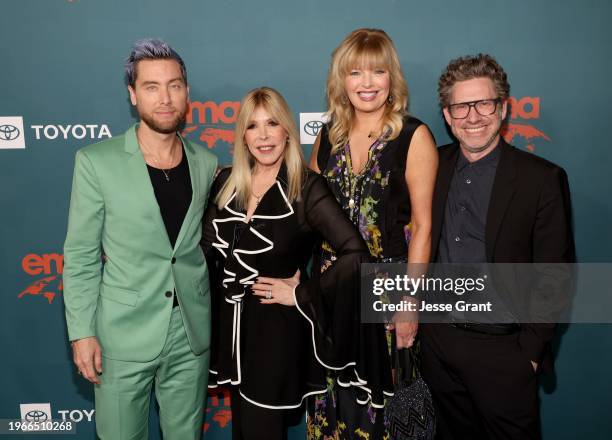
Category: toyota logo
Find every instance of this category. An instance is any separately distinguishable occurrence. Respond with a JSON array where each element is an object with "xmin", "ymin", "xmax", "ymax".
[
  {"xmin": 24, "ymin": 410, "xmax": 48, "ymax": 422},
  {"xmin": 304, "ymin": 120, "xmax": 324, "ymax": 137},
  {"xmin": 0, "ymin": 124, "xmax": 20, "ymax": 141}
]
